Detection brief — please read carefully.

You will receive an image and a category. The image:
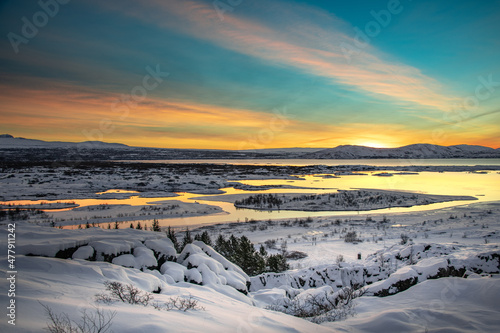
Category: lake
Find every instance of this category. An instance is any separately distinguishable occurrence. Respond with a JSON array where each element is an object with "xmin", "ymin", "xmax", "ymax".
[
  {"xmin": 118, "ymin": 158, "xmax": 500, "ymax": 167},
  {"xmin": 2, "ymin": 163, "xmax": 499, "ymax": 228}
]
